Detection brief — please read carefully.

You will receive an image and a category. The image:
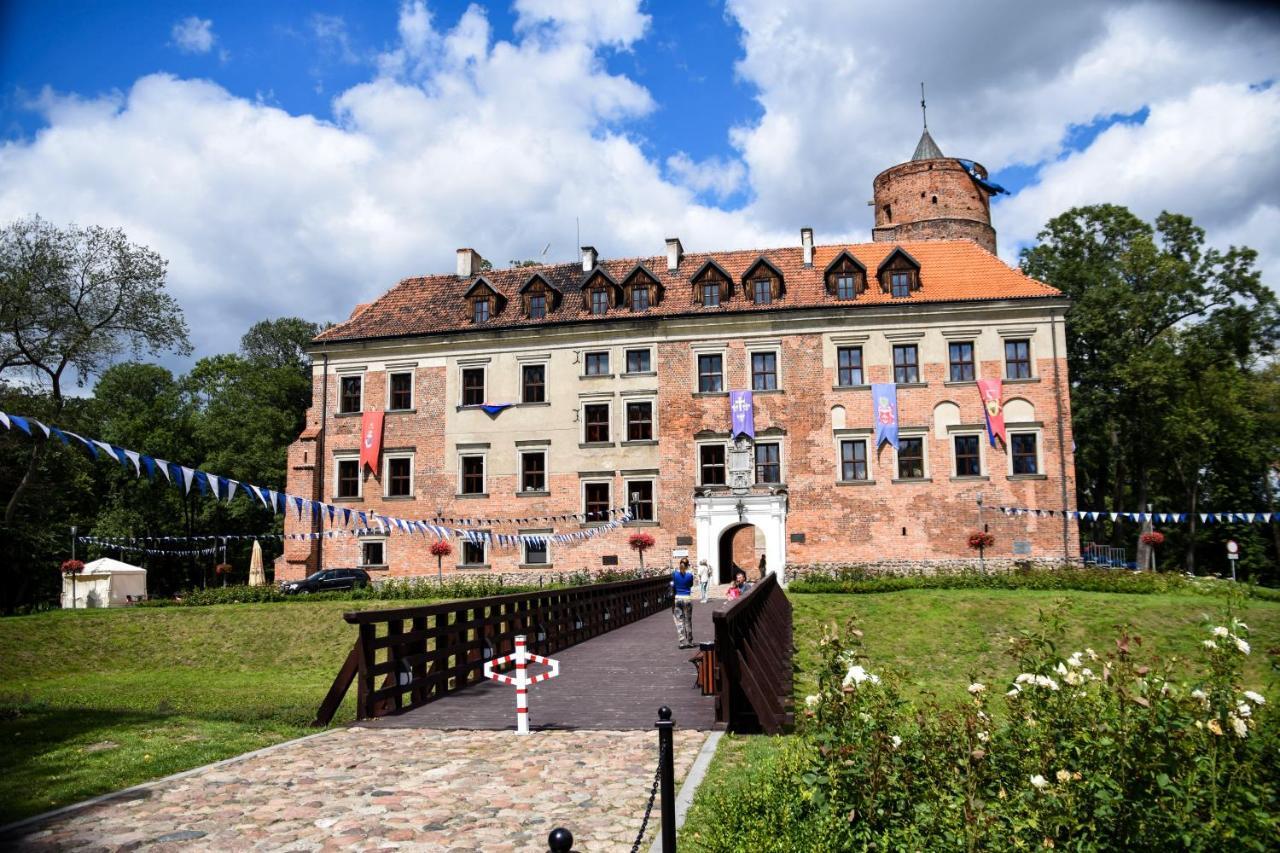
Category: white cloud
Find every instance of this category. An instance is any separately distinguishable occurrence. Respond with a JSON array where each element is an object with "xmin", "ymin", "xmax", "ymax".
[
  {"xmin": 2, "ymin": 0, "xmax": 1278, "ymax": 368},
  {"xmin": 171, "ymin": 16, "xmax": 216, "ymax": 54}
]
